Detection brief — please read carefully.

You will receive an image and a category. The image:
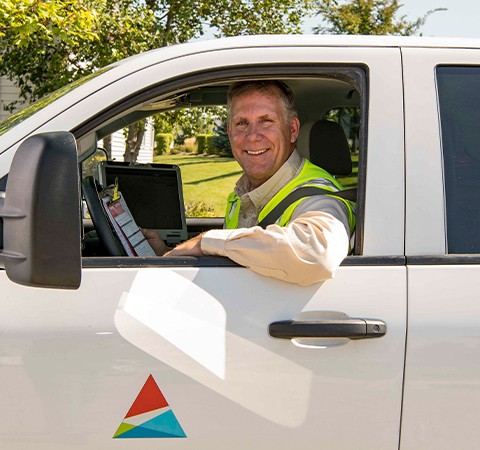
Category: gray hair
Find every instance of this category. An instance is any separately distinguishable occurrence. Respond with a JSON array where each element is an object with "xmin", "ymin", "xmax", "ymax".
[{"xmin": 227, "ymin": 80, "xmax": 298, "ymax": 124}]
